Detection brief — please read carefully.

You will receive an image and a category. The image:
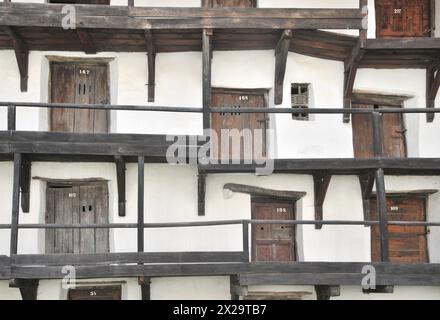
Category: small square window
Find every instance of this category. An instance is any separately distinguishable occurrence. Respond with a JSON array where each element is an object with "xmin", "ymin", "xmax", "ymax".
[{"xmin": 291, "ymin": 83, "xmax": 310, "ymax": 121}]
